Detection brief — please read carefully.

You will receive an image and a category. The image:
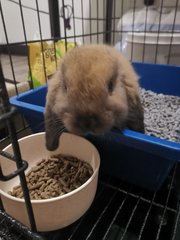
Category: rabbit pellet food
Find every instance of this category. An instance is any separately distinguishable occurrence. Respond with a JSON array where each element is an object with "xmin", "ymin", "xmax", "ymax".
[
  {"xmin": 140, "ymin": 88, "xmax": 180, "ymax": 142},
  {"xmin": 8, "ymin": 154, "xmax": 93, "ymax": 200}
]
